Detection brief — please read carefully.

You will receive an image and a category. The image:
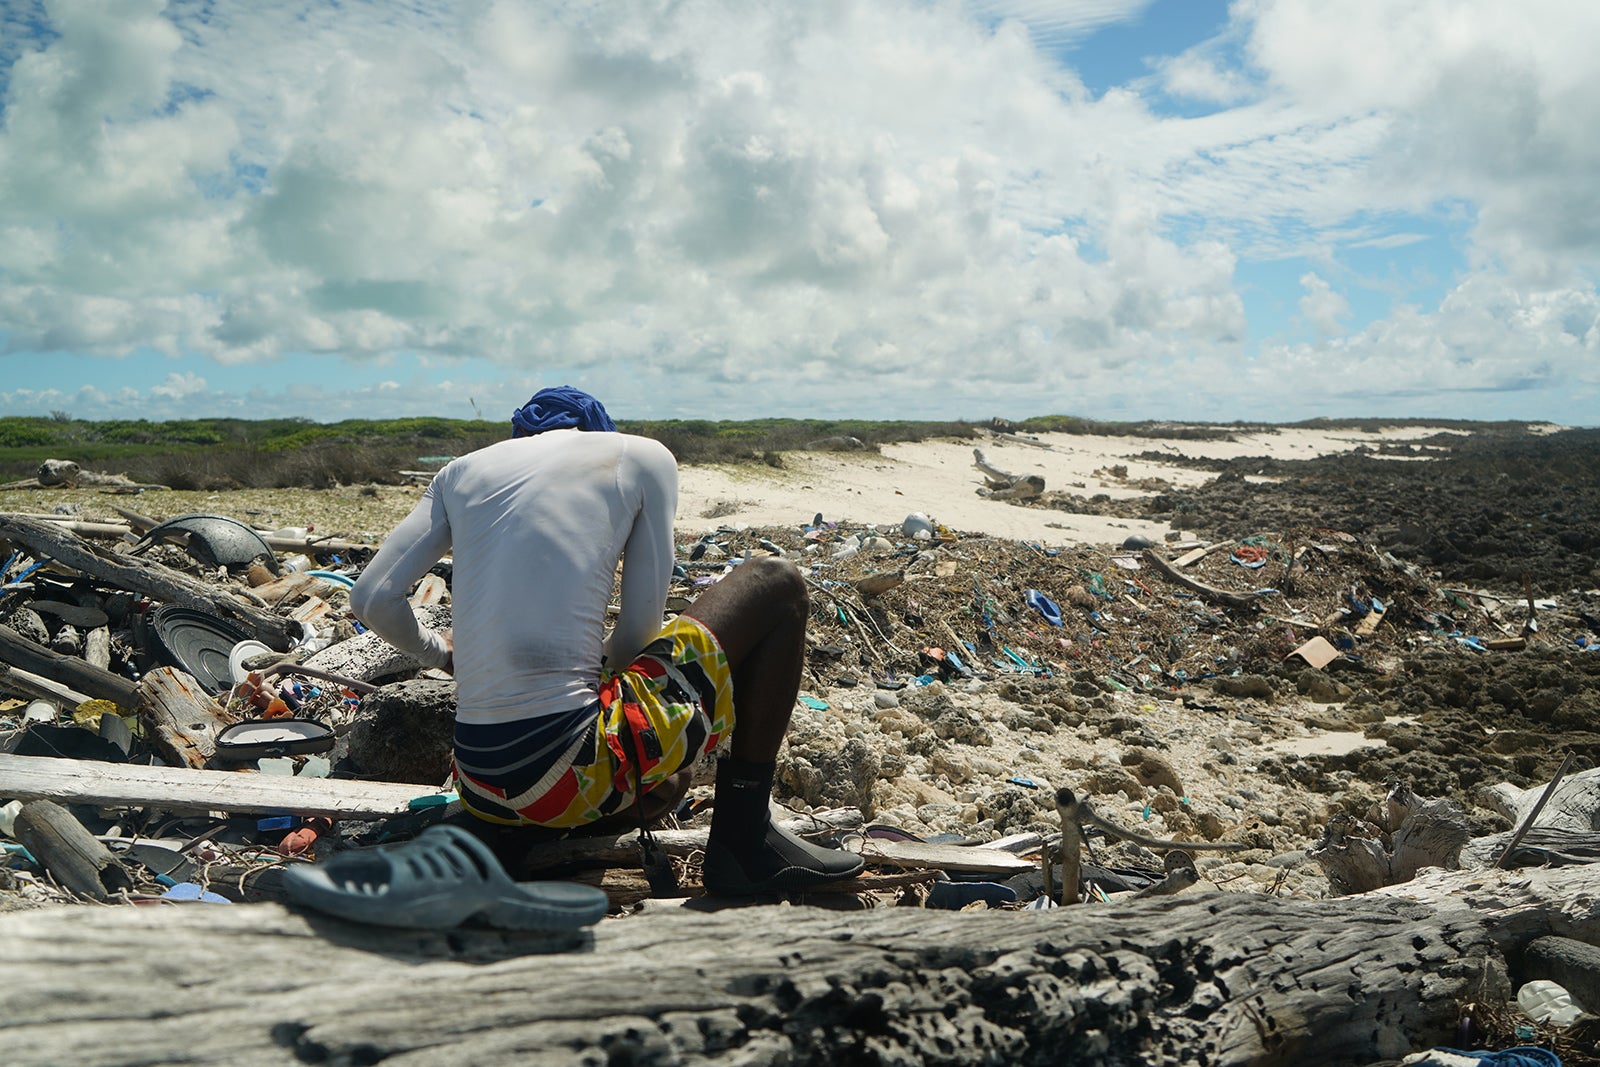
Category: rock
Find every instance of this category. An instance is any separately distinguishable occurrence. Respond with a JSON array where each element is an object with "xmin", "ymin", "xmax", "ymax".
[
  {"xmin": 1297, "ymin": 669, "xmax": 1355, "ymax": 704},
  {"xmin": 1122, "ymin": 747, "xmax": 1185, "ymax": 796},
  {"xmin": 344, "ymin": 679, "xmax": 456, "ymax": 785},
  {"xmin": 1214, "ymin": 675, "xmax": 1275, "ymax": 700},
  {"xmin": 1083, "ymin": 766, "xmax": 1144, "ymax": 801},
  {"xmin": 779, "ymin": 737, "xmax": 880, "ymax": 814},
  {"xmin": 930, "ymin": 710, "xmax": 991, "ymax": 746},
  {"xmin": 6, "ymin": 608, "xmax": 49, "ymax": 645},
  {"xmin": 873, "ymin": 708, "xmax": 926, "ymax": 737}
]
